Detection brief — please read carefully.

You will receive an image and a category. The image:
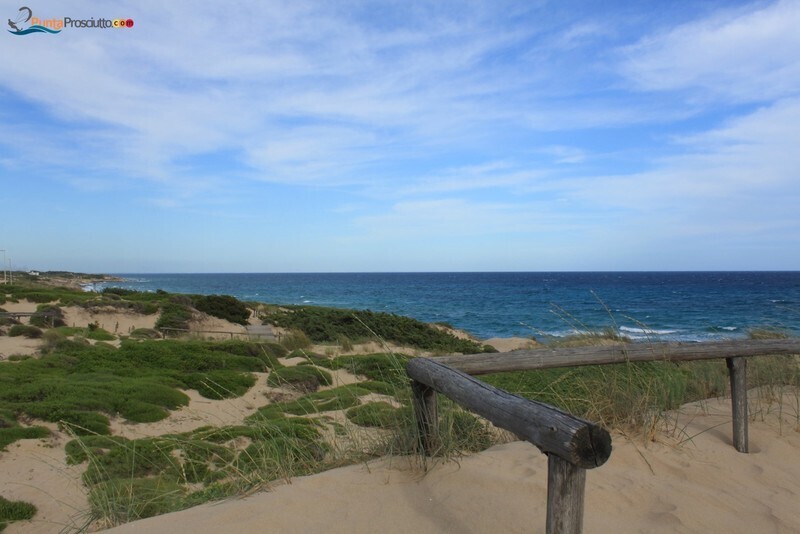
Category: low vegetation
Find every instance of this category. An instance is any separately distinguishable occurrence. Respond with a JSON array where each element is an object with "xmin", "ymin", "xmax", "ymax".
[
  {"xmin": 2, "ymin": 278, "xmax": 798, "ymax": 529},
  {"xmin": 0, "ymin": 339, "xmax": 286, "ymax": 436},
  {"xmin": 262, "ymin": 305, "xmax": 493, "ymax": 354},
  {"xmin": 0, "ymin": 495, "xmax": 37, "ymax": 532}
]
